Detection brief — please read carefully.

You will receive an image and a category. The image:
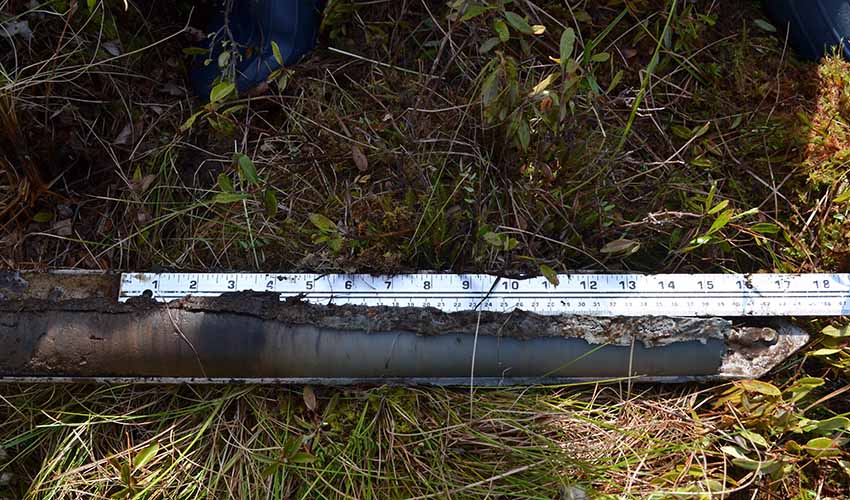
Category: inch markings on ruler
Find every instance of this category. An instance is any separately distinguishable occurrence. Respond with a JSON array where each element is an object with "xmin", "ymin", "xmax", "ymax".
[{"xmin": 118, "ymin": 273, "xmax": 850, "ymax": 317}]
